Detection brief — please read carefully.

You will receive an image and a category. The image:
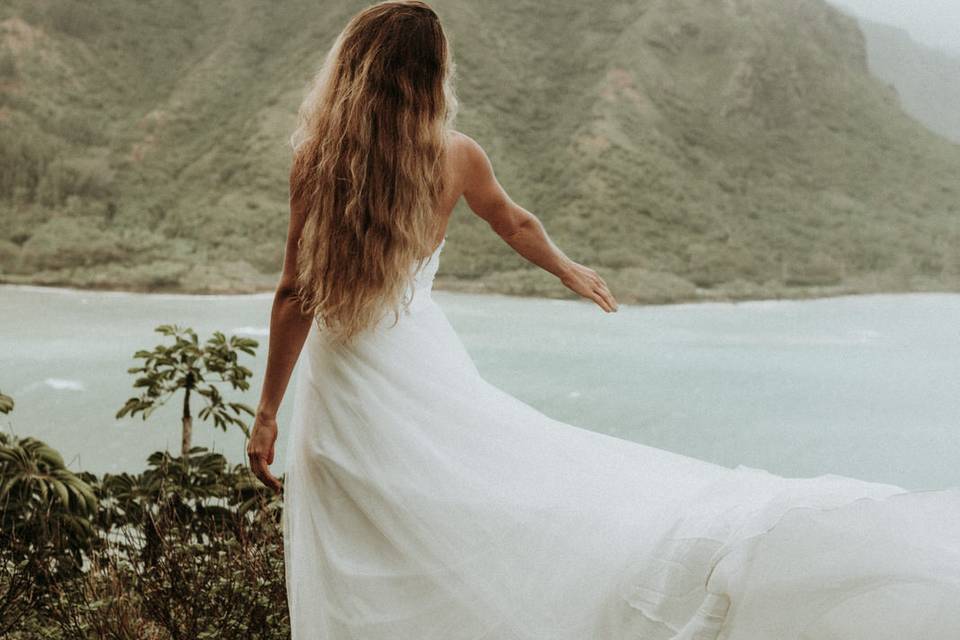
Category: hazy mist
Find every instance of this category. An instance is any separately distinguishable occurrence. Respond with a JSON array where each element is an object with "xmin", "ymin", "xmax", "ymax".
[{"xmin": 830, "ymin": 0, "xmax": 960, "ymax": 55}]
